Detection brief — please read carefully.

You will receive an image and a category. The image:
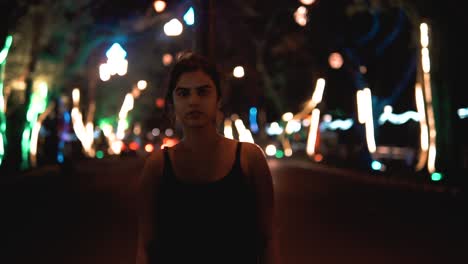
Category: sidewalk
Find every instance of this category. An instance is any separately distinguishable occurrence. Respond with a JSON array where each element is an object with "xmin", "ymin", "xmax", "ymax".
[{"xmin": 270, "ymin": 152, "xmax": 464, "ymax": 197}]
